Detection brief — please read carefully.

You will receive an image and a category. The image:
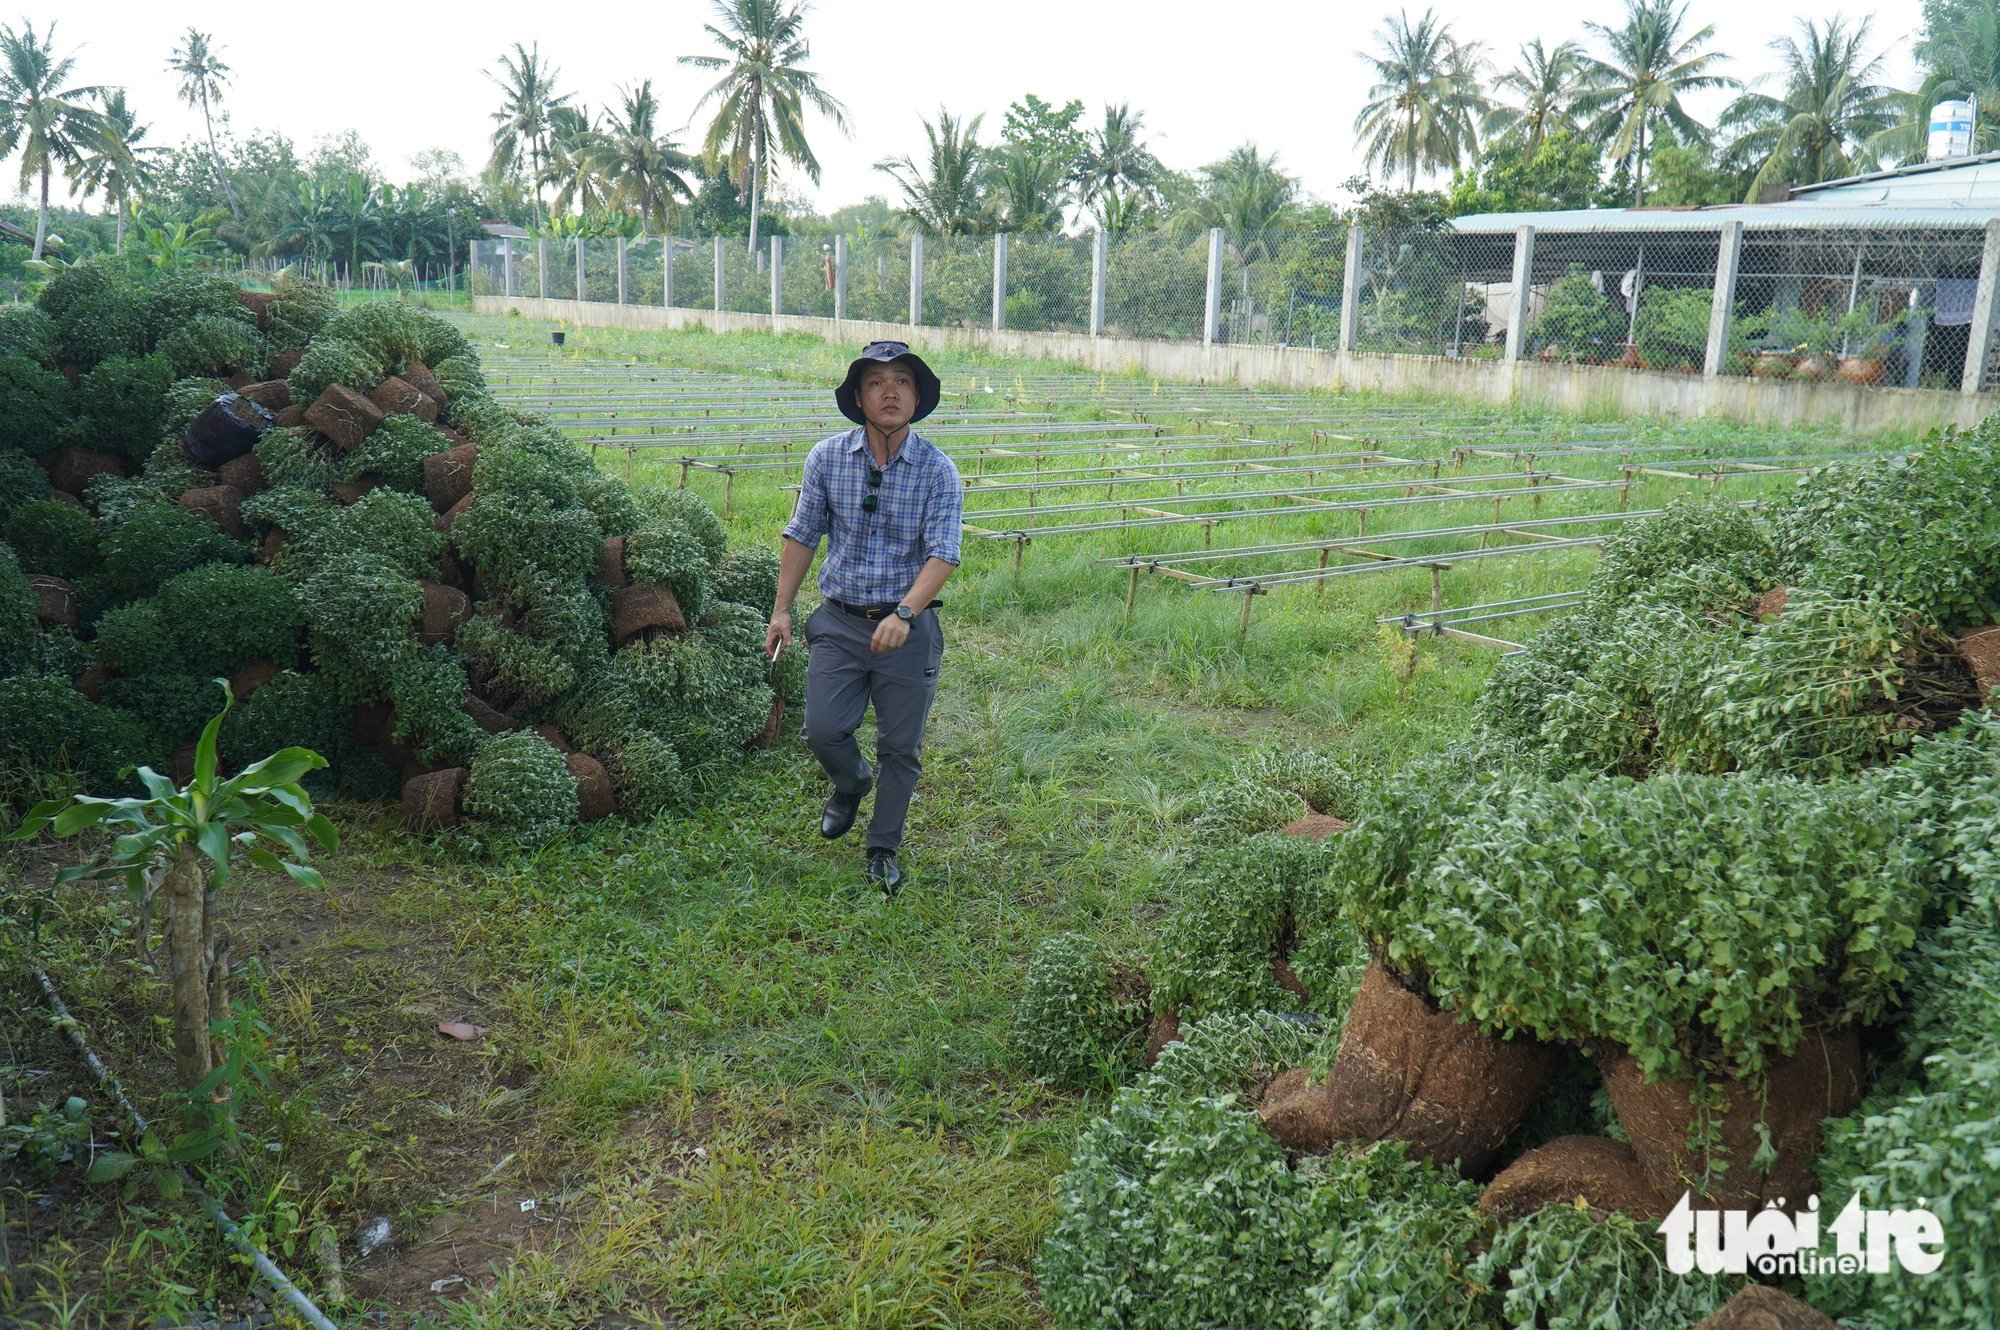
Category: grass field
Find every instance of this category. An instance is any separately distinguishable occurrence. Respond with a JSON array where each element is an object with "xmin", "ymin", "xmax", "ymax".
[{"xmin": 0, "ymin": 312, "xmax": 1899, "ymax": 1327}]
